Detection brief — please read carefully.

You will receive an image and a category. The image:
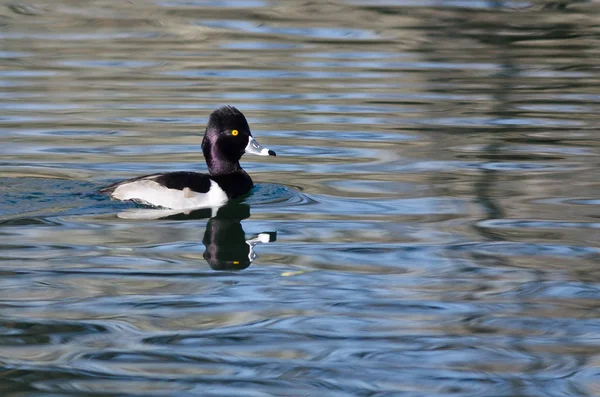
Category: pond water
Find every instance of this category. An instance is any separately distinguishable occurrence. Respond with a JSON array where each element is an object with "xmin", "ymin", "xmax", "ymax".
[{"xmin": 1, "ymin": 0, "xmax": 600, "ymax": 396}]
